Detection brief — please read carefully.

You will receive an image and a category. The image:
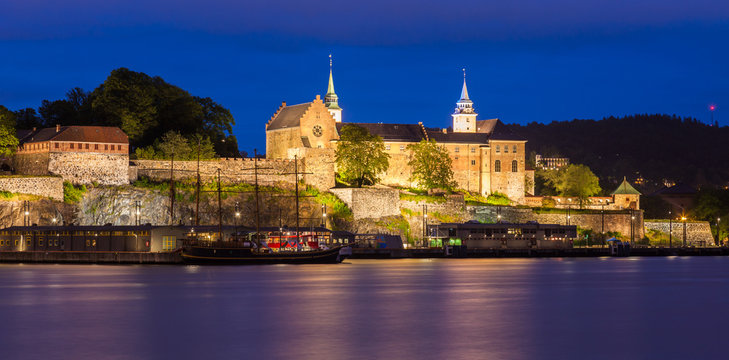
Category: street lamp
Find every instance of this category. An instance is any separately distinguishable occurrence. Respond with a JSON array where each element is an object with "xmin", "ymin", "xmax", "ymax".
[
  {"xmin": 717, "ymin": 217, "xmax": 721, "ymax": 246},
  {"xmin": 681, "ymin": 216, "xmax": 687, "ymax": 247},
  {"xmin": 668, "ymin": 210, "xmax": 672, "ymax": 248}
]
